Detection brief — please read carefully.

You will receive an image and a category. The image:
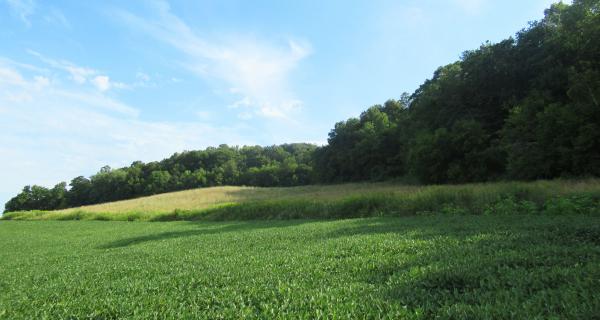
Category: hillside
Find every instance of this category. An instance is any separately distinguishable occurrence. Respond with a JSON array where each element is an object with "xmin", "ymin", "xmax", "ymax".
[
  {"xmin": 5, "ymin": 0, "xmax": 600, "ymax": 213},
  {"xmin": 56, "ymin": 182, "xmax": 409, "ymax": 214},
  {"xmin": 4, "ymin": 179, "xmax": 600, "ymax": 221},
  {"xmin": 3, "ymin": 1, "xmax": 600, "ymax": 319}
]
